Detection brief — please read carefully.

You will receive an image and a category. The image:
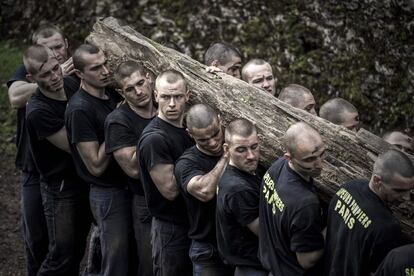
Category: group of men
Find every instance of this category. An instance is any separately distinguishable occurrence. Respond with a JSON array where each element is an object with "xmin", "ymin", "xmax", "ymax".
[{"xmin": 6, "ymin": 24, "xmax": 414, "ymax": 276}]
